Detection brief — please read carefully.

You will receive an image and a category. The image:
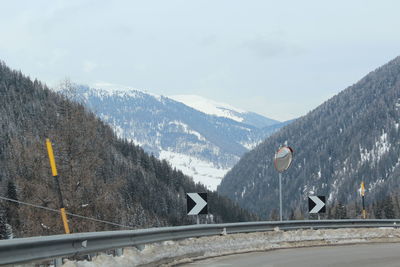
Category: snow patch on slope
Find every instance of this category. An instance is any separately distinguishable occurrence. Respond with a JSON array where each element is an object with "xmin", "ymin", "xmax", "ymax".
[
  {"xmin": 168, "ymin": 121, "xmax": 206, "ymax": 142},
  {"xmin": 360, "ymin": 130, "xmax": 391, "ymax": 165},
  {"xmin": 240, "ymin": 140, "xmax": 261, "ymax": 150},
  {"xmin": 171, "ymin": 95, "xmax": 246, "ymax": 122},
  {"xmin": 159, "ymin": 151, "xmax": 229, "ymax": 191}
]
